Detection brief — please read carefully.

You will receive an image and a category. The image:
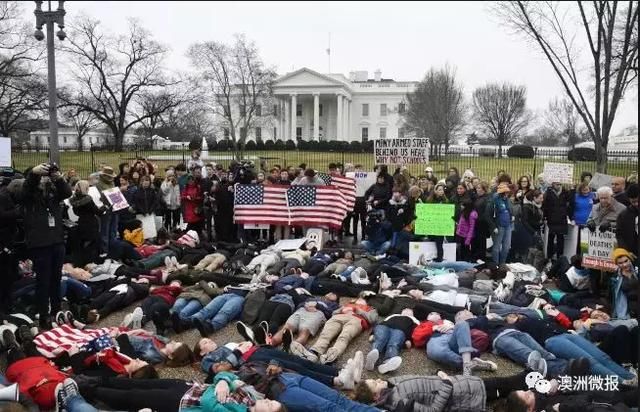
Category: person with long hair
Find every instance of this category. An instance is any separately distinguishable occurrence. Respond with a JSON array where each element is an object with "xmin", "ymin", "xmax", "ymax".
[
  {"xmin": 455, "ymin": 198, "xmax": 478, "ymax": 262},
  {"xmin": 69, "ymin": 180, "xmax": 105, "ymax": 266},
  {"xmin": 426, "ymin": 183, "xmax": 451, "ymax": 262},
  {"xmin": 515, "ymin": 175, "xmax": 533, "ymax": 204}
]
